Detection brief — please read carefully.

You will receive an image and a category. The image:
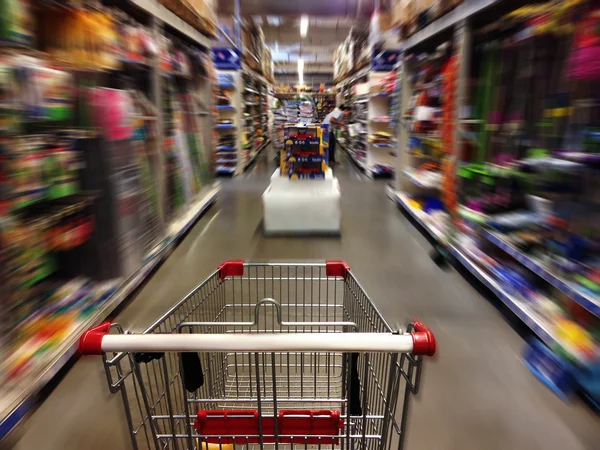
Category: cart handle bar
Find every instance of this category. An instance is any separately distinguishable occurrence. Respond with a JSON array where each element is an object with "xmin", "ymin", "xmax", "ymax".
[{"xmin": 79, "ymin": 322, "xmax": 436, "ymax": 356}]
